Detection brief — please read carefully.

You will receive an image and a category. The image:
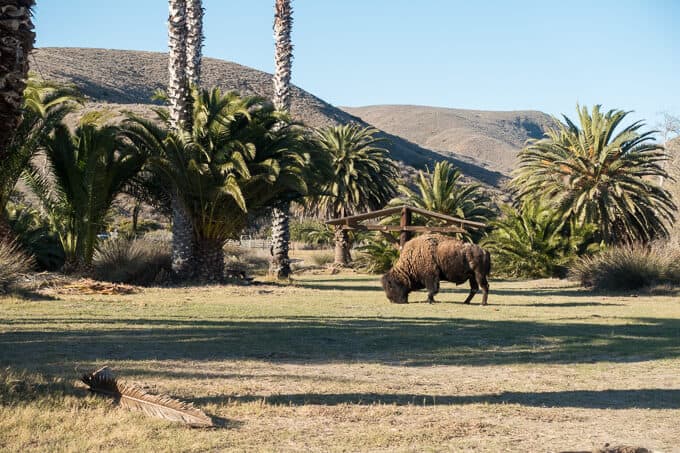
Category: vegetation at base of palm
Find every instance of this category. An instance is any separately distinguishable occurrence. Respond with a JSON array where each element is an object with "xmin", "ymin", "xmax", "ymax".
[
  {"xmin": 290, "ymin": 219, "xmax": 333, "ymax": 247},
  {"xmin": 0, "ymin": 240, "xmax": 34, "ymax": 293},
  {"xmin": 482, "ymin": 201, "xmax": 601, "ymax": 279},
  {"xmin": 513, "ymin": 105, "xmax": 676, "ymax": 245},
  {"xmin": 92, "ymin": 237, "xmax": 171, "ymax": 285},
  {"xmin": 5, "ymin": 203, "xmax": 65, "ymax": 271},
  {"xmin": 125, "ymin": 87, "xmax": 325, "ymax": 281},
  {"xmin": 223, "ymin": 244, "xmax": 271, "ymax": 275},
  {"xmin": 23, "ymin": 123, "xmax": 146, "ymax": 271},
  {"xmin": 570, "ymin": 242, "xmax": 680, "ymax": 291},
  {"xmin": 309, "ymin": 251, "xmax": 334, "ymax": 267},
  {"xmin": 0, "ymin": 77, "xmax": 82, "ymax": 237},
  {"xmin": 353, "ymin": 234, "xmax": 400, "ymax": 273},
  {"xmin": 388, "ymin": 160, "xmax": 496, "ymax": 242}
]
